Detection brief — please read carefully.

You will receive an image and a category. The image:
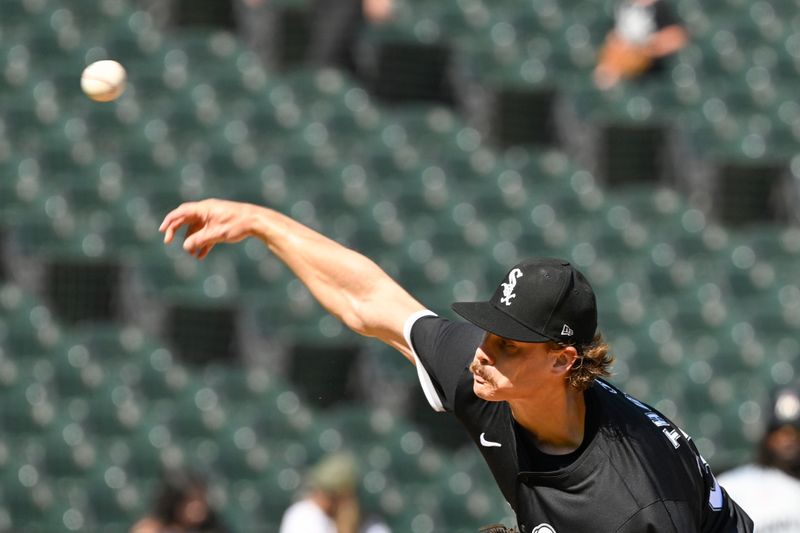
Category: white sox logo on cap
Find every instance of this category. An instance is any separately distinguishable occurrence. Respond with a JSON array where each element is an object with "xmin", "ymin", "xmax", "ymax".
[
  {"xmin": 500, "ymin": 268, "xmax": 523, "ymax": 306},
  {"xmin": 532, "ymin": 524, "xmax": 556, "ymax": 533}
]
